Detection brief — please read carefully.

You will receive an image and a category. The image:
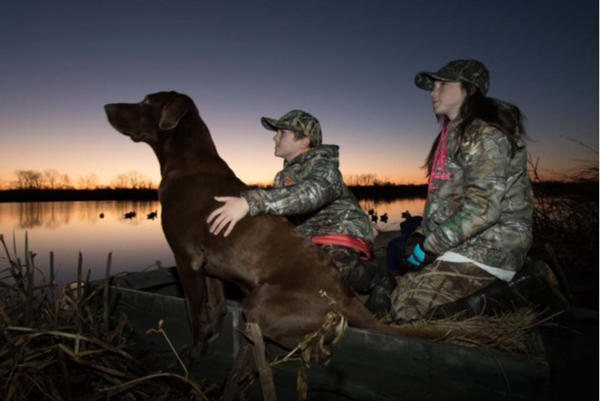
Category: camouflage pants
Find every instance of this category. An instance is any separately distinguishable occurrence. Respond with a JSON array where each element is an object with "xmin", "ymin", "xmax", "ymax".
[
  {"xmin": 319, "ymin": 244, "xmax": 386, "ymax": 294},
  {"xmin": 390, "ymin": 260, "xmax": 496, "ymax": 322}
]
